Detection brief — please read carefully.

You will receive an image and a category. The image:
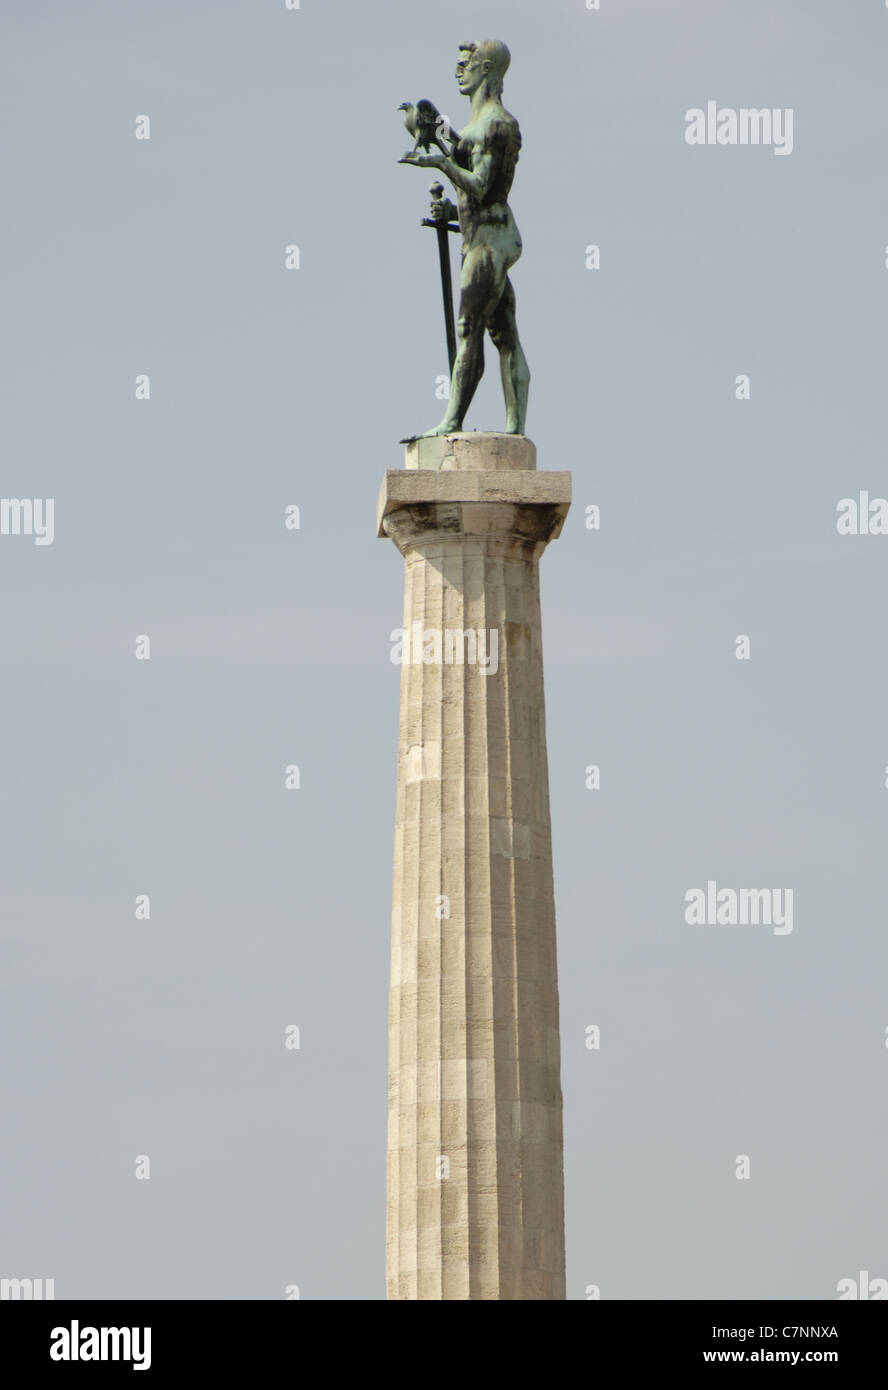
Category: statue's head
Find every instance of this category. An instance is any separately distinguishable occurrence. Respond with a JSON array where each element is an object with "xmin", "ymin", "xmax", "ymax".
[{"xmin": 455, "ymin": 40, "xmax": 511, "ymax": 100}]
